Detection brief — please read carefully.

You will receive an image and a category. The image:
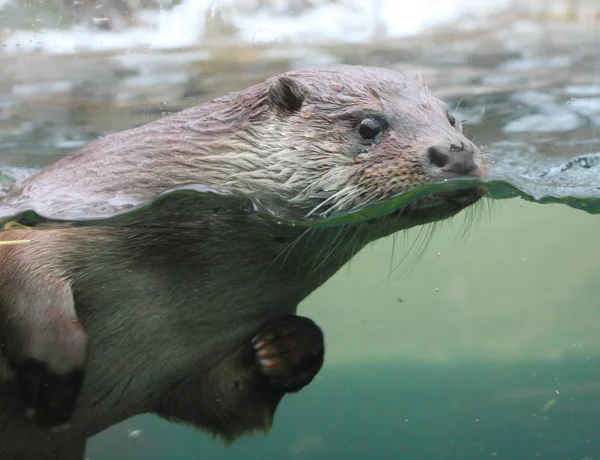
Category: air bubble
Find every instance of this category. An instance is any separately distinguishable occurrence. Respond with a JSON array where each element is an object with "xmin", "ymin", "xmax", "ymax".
[{"xmin": 127, "ymin": 429, "xmax": 142, "ymax": 438}]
